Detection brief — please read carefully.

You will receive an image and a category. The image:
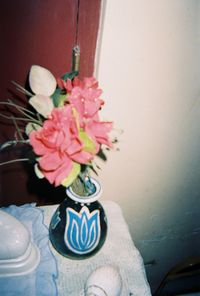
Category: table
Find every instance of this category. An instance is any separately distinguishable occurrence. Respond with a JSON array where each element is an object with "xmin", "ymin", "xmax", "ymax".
[{"xmin": 41, "ymin": 200, "xmax": 152, "ymax": 296}]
